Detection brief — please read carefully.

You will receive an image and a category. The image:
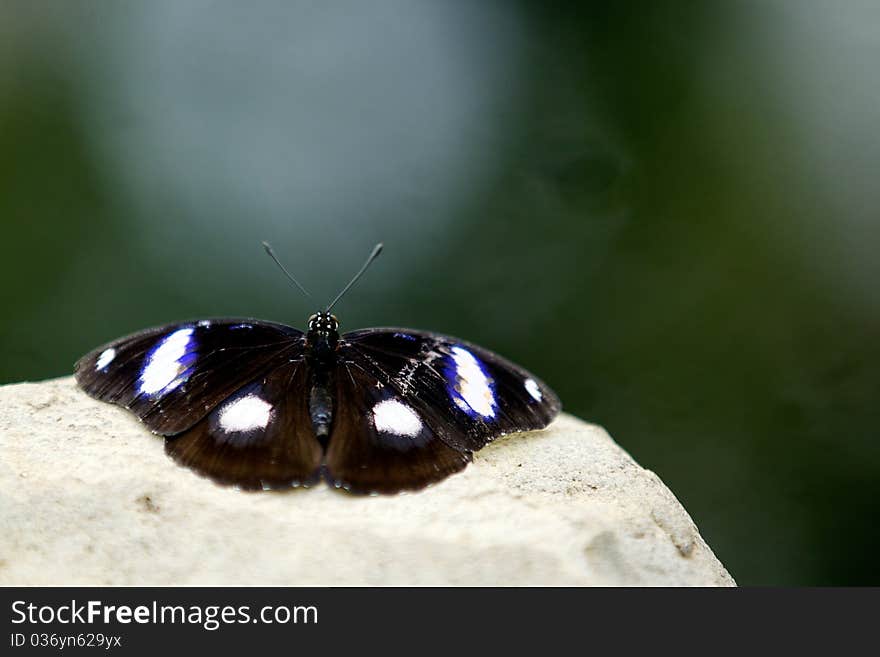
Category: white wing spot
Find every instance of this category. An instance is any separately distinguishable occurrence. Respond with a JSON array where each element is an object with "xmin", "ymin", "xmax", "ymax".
[
  {"xmin": 219, "ymin": 394, "xmax": 273, "ymax": 432},
  {"xmin": 372, "ymin": 399, "xmax": 422, "ymax": 437},
  {"xmin": 453, "ymin": 397, "xmax": 470, "ymax": 413},
  {"xmin": 524, "ymin": 378, "xmax": 542, "ymax": 402},
  {"xmin": 96, "ymin": 348, "xmax": 116, "ymax": 370},
  {"xmin": 450, "ymin": 346, "xmax": 497, "ymax": 418},
  {"xmin": 138, "ymin": 328, "xmax": 194, "ymax": 394}
]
